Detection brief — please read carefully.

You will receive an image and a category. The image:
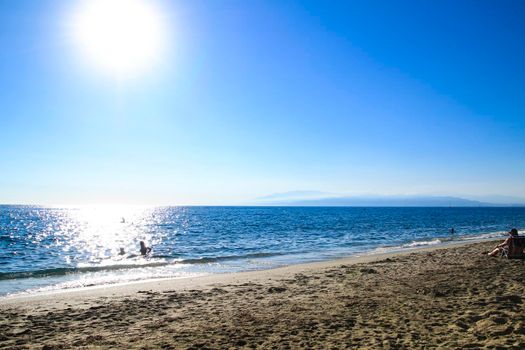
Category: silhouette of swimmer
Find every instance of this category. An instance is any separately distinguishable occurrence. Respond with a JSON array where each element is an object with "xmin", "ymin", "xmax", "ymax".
[
  {"xmin": 119, "ymin": 248, "xmax": 126, "ymax": 255},
  {"xmin": 139, "ymin": 241, "xmax": 152, "ymax": 256}
]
